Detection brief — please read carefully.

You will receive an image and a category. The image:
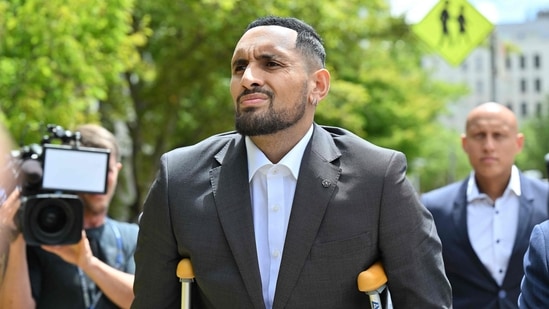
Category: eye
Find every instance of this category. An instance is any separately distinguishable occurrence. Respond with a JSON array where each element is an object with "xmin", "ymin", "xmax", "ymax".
[
  {"xmin": 233, "ymin": 65, "xmax": 247, "ymax": 73},
  {"xmin": 472, "ymin": 133, "xmax": 485, "ymax": 140},
  {"xmin": 266, "ymin": 61, "xmax": 280, "ymax": 68},
  {"xmin": 493, "ymin": 133, "xmax": 504, "ymax": 140},
  {"xmin": 232, "ymin": 59, "xmax": 248, "ymax": 74}
]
